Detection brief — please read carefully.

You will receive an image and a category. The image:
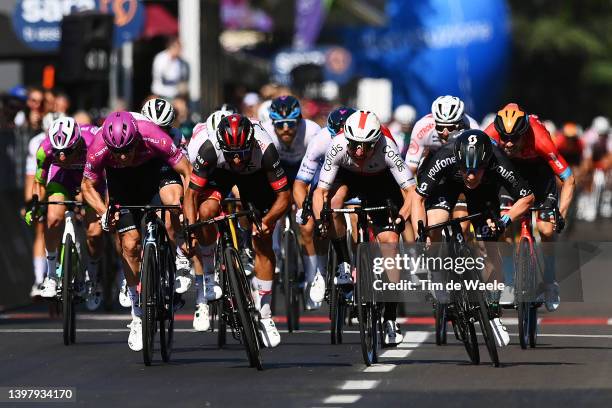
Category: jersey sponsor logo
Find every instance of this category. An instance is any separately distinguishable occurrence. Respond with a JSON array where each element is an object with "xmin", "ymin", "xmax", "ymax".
[
  {"xmin": 519, "ymin": 188, "xmax": 531, "ymax": 197},
  {"xmin": 383, "ymin": 145, "xmax": 406, "ymax": 171},
  {"xmin": 418, "ymin": 181, "xmax": 428, "ymax": 192},
  {"xmin": 548, "ymin": 152, "xmax": 565, "ymax": 170},
  {"xmin": 417, "ymin": 122, "xmax": 435, "ymax": 140},
  {"xmin": 323, "ymin": 143, "xmax": 343, "ymax": 171},
  {"xmin": 270, "ymin": 176, "xmax": 288, "ymax": 191},
  {"xmin": 427, "ymin": 157, "xmax": 455, "ymax": 180},
  {"xmin": 496, "ymin": 166, "xmax": 520, "ymax": 188},
  {"xmin": 408, "ymin": 140, "xmax": 420, "ymax": 155}
]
